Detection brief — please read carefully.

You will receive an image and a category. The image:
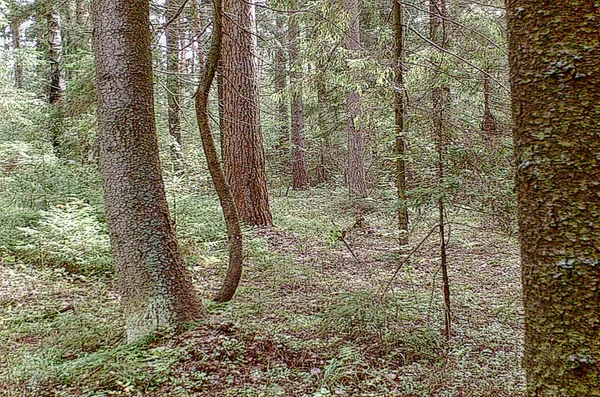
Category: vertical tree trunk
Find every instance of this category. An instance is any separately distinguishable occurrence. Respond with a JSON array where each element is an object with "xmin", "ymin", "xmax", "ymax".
[
  {"xmin": 76, "ymin": 0, "xmax": 89, "ymax": 25},
  {"xmin": 274, "ymin": 14, "xmax": 289, "ymax": 153},
  {"xmin": 289, "ymin": 5, "xmax": 310, "ymax": 190},
  {"xmin": 47, "ymin": 7, "xmax": 65, "ymax": 154},
  {"xmin": 430, "ymin": 0, "xmax": 451, "ymax": 338},
  {"xmin": 508, "ymin": 1, "xmax": 600, "ymax": 395},
  {"xmin": 92, "ymin": 0, "xmax": 203, "ymax": 343},
  {"xmin": 393, "ymin": 0, "xmax": 408, "ymax": 245},
  {"xmin": 316, "ymin": 74, "xmax": 330, "ymax": 184},
  {"xmin": 11, "ymin": 18, "xmax": 23, "ymax": 89},
  {"xmin": 482, "ymin": 70, "xmax": 498, "ymax": 136},
  {"xmin": 344, "ymin": 0, "xmax": 367, "ymax": 198},
  {"xmin": 47, "ymin": 8, "xmax": 65, "ymax": 104},
  {"xmin": 220, "ymin": 0, "xmax": 273, "ymax": 227},
  {"xmin": 195, "ymin": 0, "xmax": 243, "ymax": 303},
  {"xmin": 166, "ymin": 0, "xmax": 184, "ymax": 167}
]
